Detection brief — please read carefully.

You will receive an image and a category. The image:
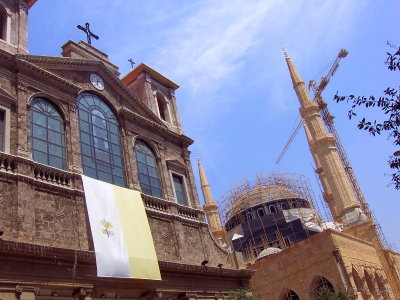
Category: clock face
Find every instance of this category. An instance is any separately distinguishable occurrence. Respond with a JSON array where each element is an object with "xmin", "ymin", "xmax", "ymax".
[{"xmin": 90, "ymin": 73, "xmax": 105, "ymax": 90}]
